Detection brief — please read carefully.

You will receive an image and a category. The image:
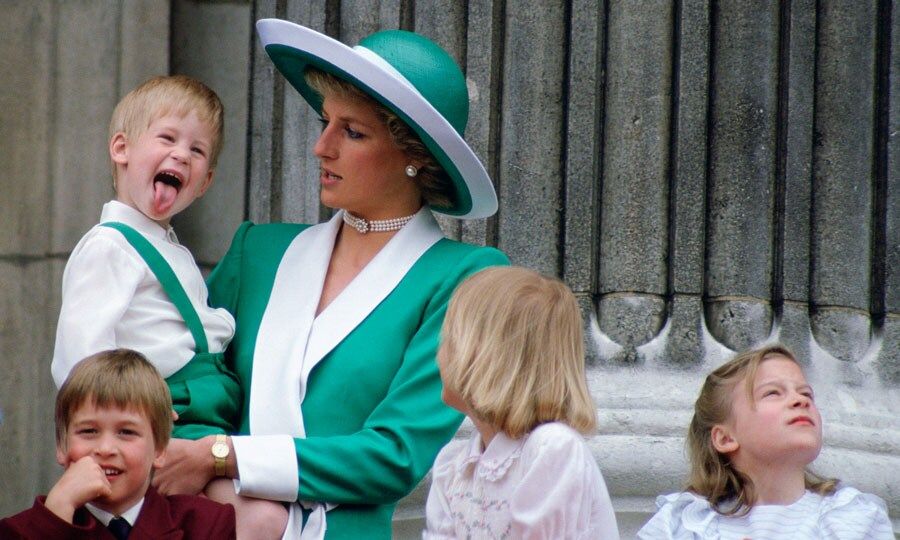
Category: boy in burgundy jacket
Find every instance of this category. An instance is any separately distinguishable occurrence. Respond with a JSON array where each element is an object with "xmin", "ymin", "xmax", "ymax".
[{"xmin": 0, "ymin": 349, "xmax": 235, "ymax": 539}]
